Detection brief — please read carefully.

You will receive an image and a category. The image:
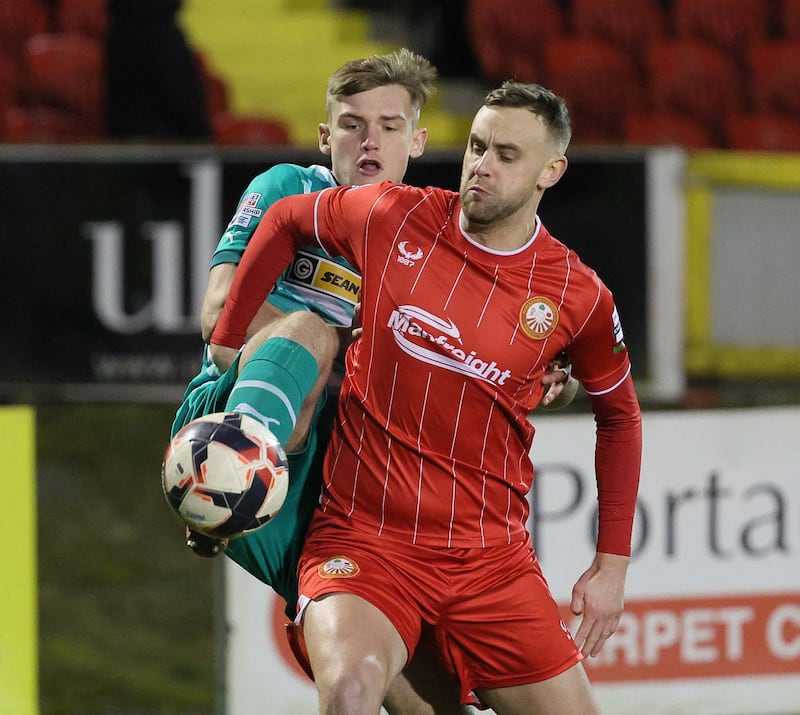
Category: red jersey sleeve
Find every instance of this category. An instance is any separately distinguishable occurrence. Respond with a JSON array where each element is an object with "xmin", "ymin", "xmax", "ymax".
[
  {"xmin": 562, "ymin": 278, "xmax": 642, "ymax": 556},
  {"xmin": 211, "ymin": 181, "xmax": 398, "ymax": 348},
  {"xmin": 210, "ymin": 190, "xmax": 320, "ymax": 348},
  {"xmin": 588, "ymin": 374, "xmax": 642, "ymax": 557},
  {"xmin": 211, "ymin": 182, "xmax": 371, "ymax": 348}
]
